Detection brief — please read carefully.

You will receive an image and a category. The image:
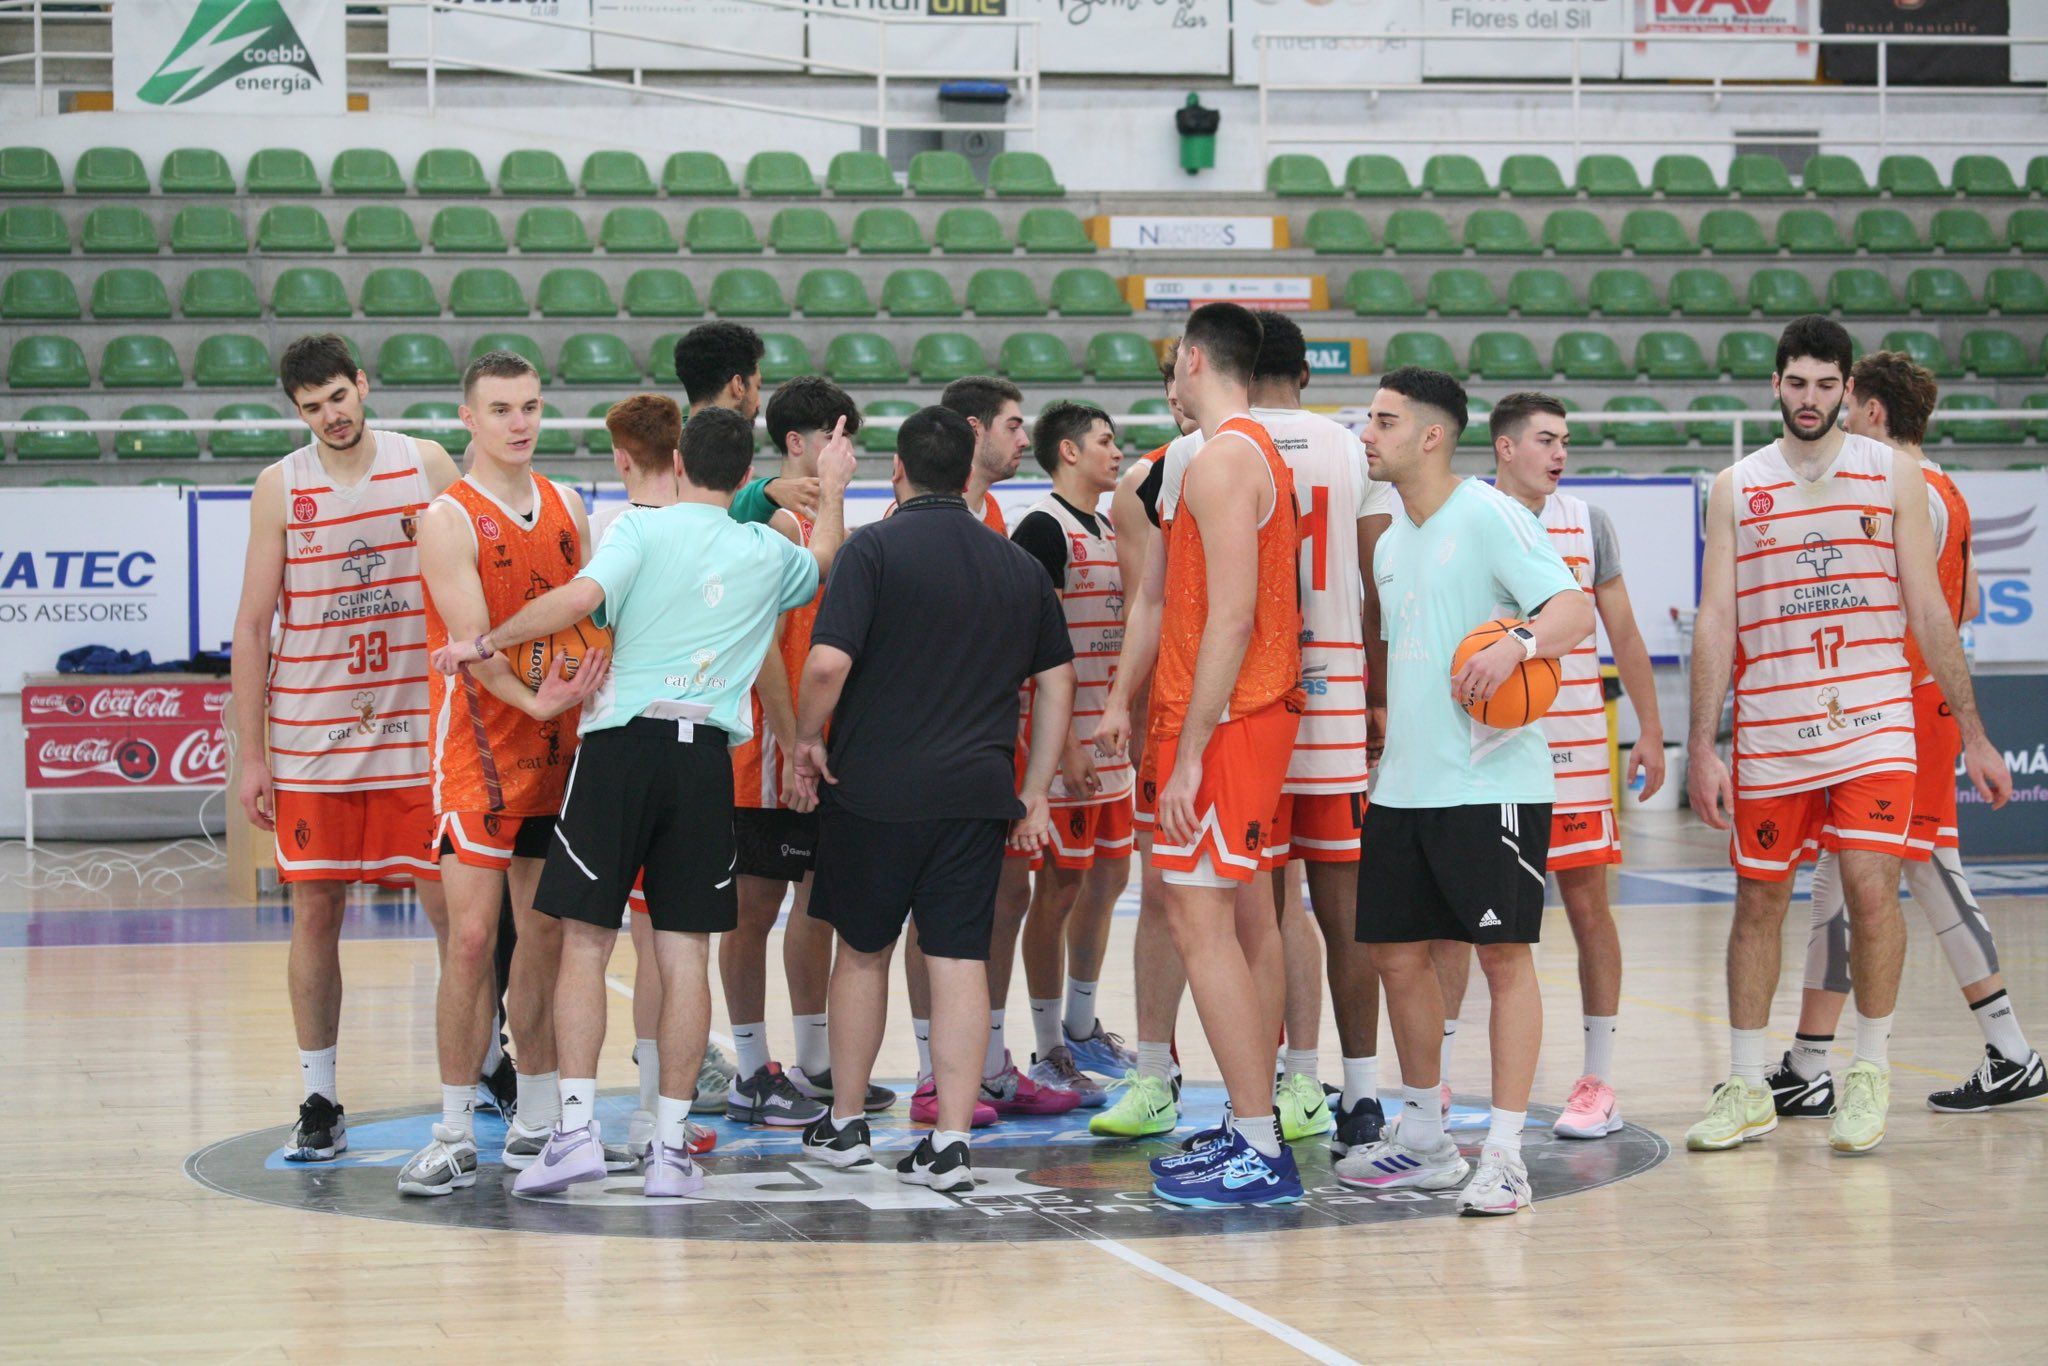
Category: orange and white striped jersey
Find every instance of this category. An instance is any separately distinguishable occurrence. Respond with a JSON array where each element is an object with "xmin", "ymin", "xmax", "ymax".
[
  {"xmin": 424, "ymin": 473, "xmax": 583, "ymax": 817},
  {"xmin": 269, "ymin": 430, "xmax": 434, "ymax": 793},
  {"xmin": 1905, "ymin": 458, "xmax": 1970, "ymax": 687},
  {"xmin": 885, "ymin": 490, "xmax": 1006, "ymax": 534},
  {"xmin": 1023, "ymin": 493, "xmax": 1133, "ymax": 807},
  {"xmin": 1539, "ymin": 492, "xmax": 1611, "ymax": 813},
  {"xmin": 1731, "ymin": 434, "xmax": 1915, "ymax": 798},
  {"xmin": 734, "ymin": 507, "xmax": 820, "ymax": 810}
]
